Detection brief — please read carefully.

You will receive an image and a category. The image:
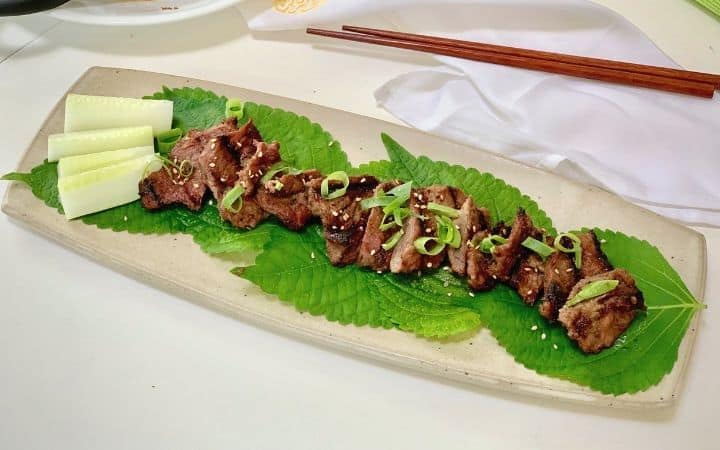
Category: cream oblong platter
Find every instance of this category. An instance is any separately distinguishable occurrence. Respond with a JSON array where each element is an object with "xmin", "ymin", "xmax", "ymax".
[{"xmin": 1, "ymin": 67, "xmax": 706, "ymax": 409}]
